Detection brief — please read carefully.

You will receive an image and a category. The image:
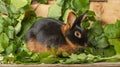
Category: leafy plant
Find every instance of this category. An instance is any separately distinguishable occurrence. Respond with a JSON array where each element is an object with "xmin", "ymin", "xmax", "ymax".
[
  {"xmin": 0, "ymin": 0, "xmax": 36, "ymax": 64},
  {"xmin": 0, "ymin": 0, "xmax": 120, "ymax": 64}
]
